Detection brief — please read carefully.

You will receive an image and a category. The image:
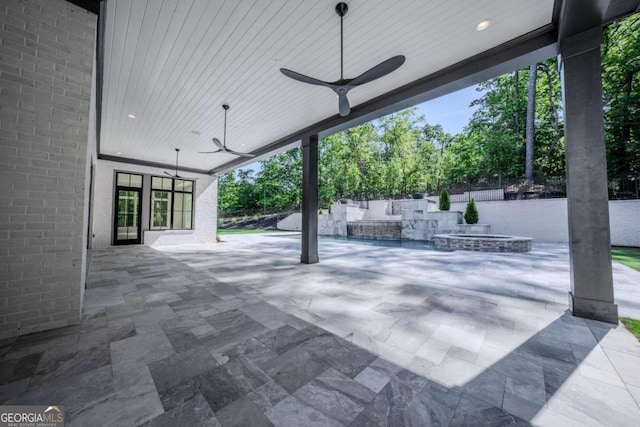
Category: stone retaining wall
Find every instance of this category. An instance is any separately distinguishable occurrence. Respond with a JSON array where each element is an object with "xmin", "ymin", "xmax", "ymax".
[
  {"xmin": 347, "ymin": 220, "xmax": 402, "ymax": 240},
  {"xmin": 433, "ymin": 234, "xmax": 532, "ymax": 252}
]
